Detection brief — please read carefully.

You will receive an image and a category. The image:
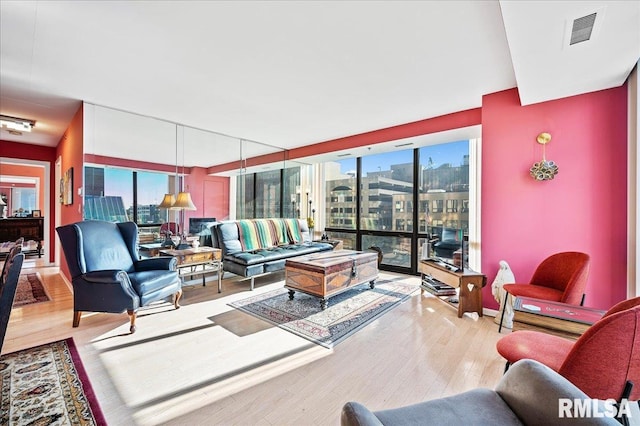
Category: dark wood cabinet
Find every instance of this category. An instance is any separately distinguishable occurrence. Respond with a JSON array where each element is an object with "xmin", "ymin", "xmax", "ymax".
[{"xmin": 0, "ymin": 217, "xmax": 44, "ymax": 257}]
